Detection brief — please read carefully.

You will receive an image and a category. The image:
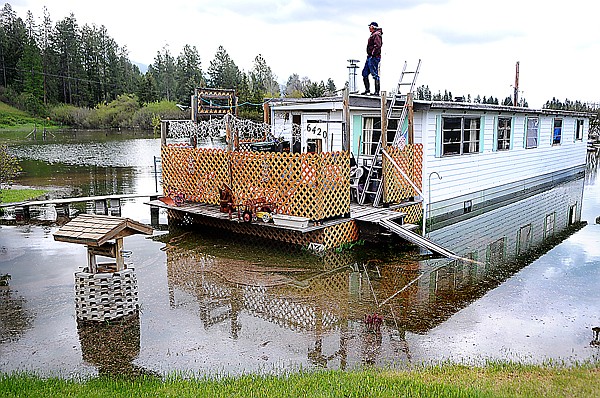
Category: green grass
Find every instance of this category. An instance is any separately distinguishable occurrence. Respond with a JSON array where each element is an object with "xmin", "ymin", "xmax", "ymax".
[
  {"xmin": 1, "ymin": 363, "xmax": 599, "ymax": 397},
  {"xmin": 0, "ymin": 188, "xmax": 48, "ymax": 203},
  {"xmin": 0, "ymin": 101, "xmax": 60, "ymax": 136}
]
